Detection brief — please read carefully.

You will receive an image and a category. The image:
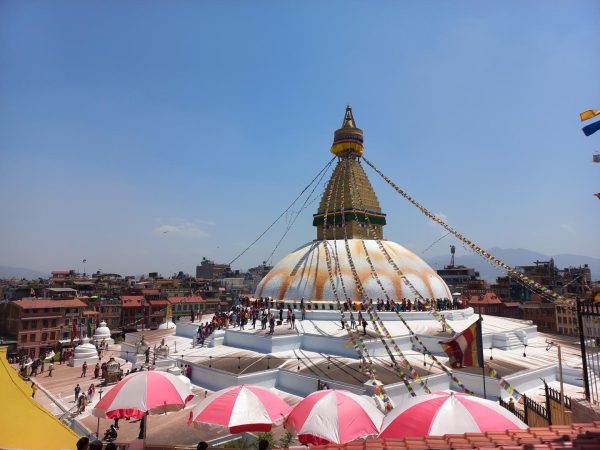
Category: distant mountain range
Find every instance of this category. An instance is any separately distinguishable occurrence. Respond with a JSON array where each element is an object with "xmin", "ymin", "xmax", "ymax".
[
  {"xmin": 424, "ymin": 248, "xmax": 600, "ymax": 282},
  {"xmin": 0, "ymin": 265, "xmax": 50, "ymax": 280}
]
